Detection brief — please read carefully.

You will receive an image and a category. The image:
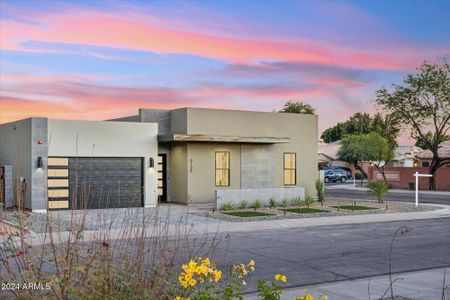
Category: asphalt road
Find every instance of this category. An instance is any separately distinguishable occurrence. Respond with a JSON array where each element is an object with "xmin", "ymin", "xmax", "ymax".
[
  {"xmin": 326, "ymin": 186, "xmax": 450, "ymax": 205},
  {"xmin": 213, "ymin": 217, "xmax": 450, "ymax": 293}
]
